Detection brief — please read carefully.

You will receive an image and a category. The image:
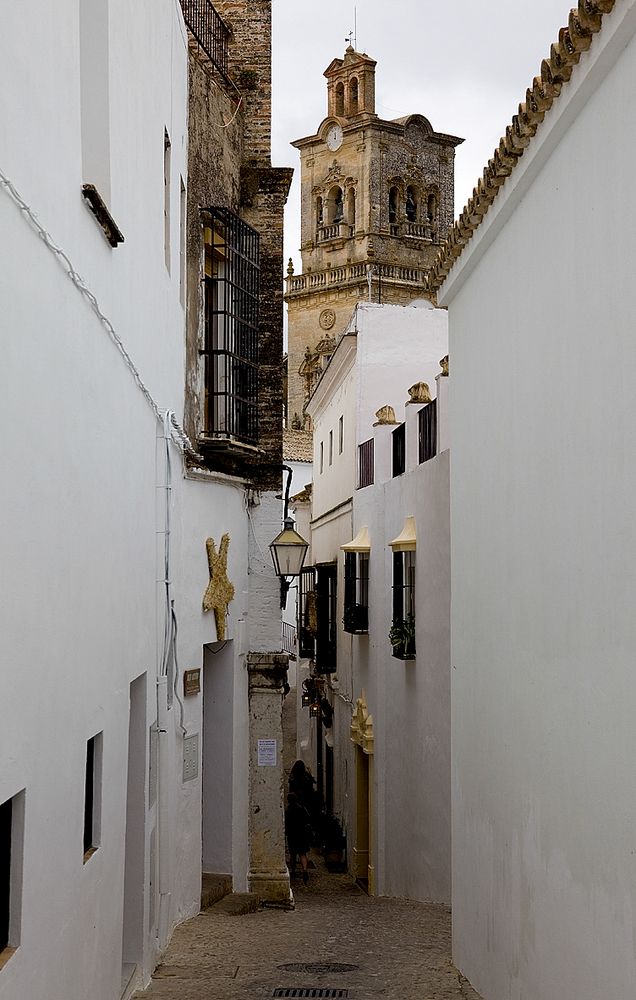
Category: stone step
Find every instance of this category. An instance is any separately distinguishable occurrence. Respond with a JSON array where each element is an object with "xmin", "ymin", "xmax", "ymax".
[
  {"xmin": 204, "ymin": 892, "xmax": 261, "ymax": 916},
  {"xmin": 201, "ymin": 872, "xmax": 232, "ymax": 911}
]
